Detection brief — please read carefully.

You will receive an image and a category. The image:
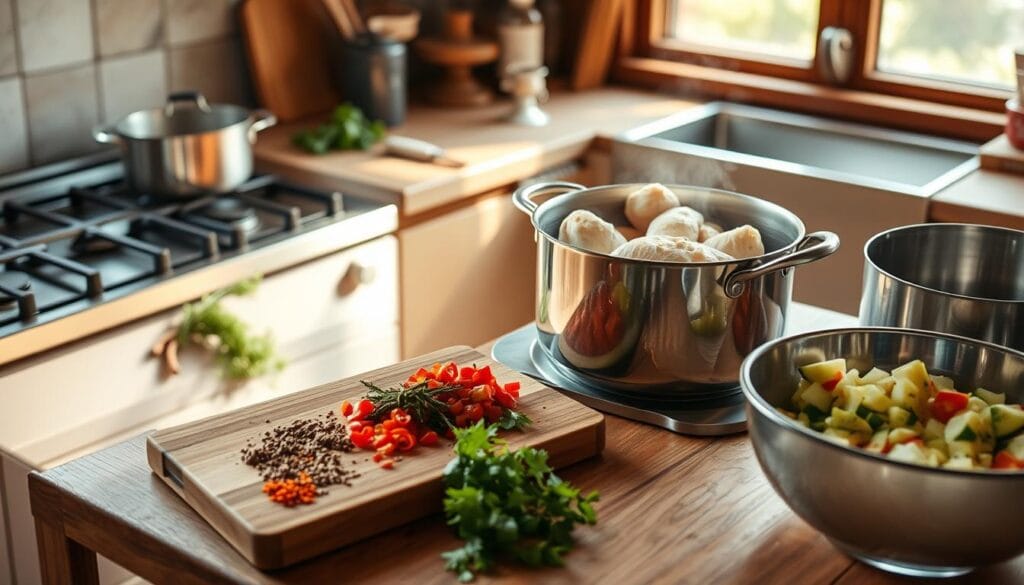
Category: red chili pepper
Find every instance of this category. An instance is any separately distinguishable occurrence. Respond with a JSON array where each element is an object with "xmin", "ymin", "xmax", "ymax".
[
  {"xmin": 350, "ymin": 426, "xmax": 375, "ymax": 448},
  {"xmin": 348, "ymin": 420, "xmax": 366, "ymax": 433},
  {"xmin": 391, "ymin": 428, "xmax": 417, "ymax": 451},
  {"xmin": 372, "ymin": 433, "xmax": 394, "ymax": 449},
  {"xmin": 349, "ymin": 399, "xmax": 375, "ymax": 422},
  {"xmin": 340, "ymin": 400, "xmax": 354, "ymax": 417},
  {"xmin": 931, "ymin": 390, "xmax": 969, "ymax": 423},
  {"xmin": 822, "ymin": 371, "xmax": 843, "ymax": 392},
  {"xmin": 494, "ymin": 389, "xmax": 516, "ymax": 409},
  {"xmin": 419, "ymin": 431, "xmax": 439, "ymax": 446},
  {"xmin": 390, "ymin": 408, "xmax": 412, "ymax": 426},
  {"xmin": 993, "ymin": 451, "xmax": 1024, "ymax": 470}
]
